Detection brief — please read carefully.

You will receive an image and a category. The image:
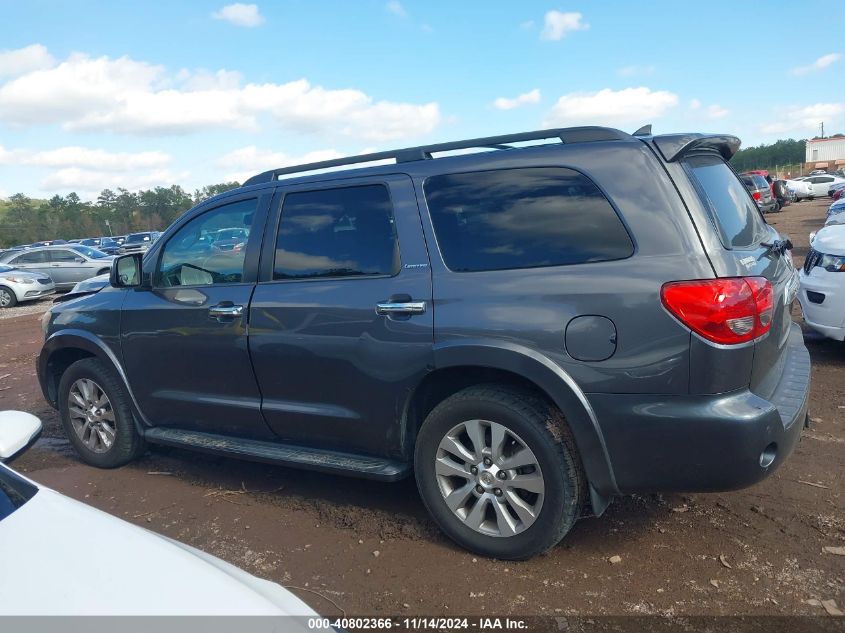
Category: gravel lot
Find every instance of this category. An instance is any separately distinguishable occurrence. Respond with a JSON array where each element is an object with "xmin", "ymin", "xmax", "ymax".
[
  {"xmin": 1, "ymin": 198, "xmax": 843, "ymax": 619},
  {"xmin": 0, "ymin": 295, "xmax": 55, "ymax": 320}
]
